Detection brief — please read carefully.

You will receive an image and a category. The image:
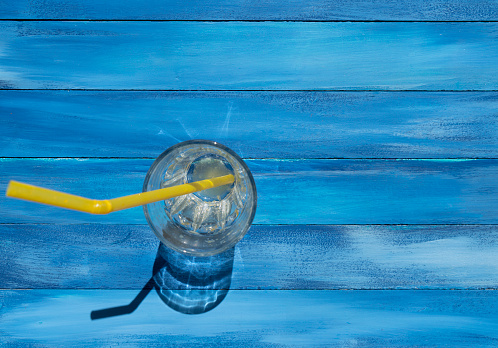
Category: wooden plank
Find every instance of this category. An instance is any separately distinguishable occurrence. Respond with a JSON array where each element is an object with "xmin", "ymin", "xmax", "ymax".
[
  {"xmin": 1, "ymin": 290, "xmax": 497, "ymax": 346},
  {"xmin": 2, "ymin": 158, "xmax": 497, "ymax": 224},
  {"xmin": 1, "ymin": 224, "xmax": 497, "ymax": 290},
  {"xmin": 1, "ymin": 22, "xmax": 498, "ymax": 90},
  {"xmin": 1, "ymin": 0, "xmax": 498, "ymax": 20},
  {"xmin": 2, "ymin": 90, "xmax": 498, "ymax": 158}
]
